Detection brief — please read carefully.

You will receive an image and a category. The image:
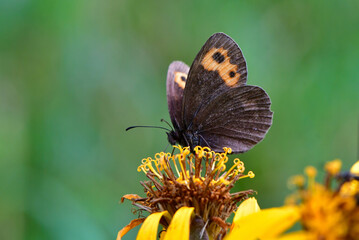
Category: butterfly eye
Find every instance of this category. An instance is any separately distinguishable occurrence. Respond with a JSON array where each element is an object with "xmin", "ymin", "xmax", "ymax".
[
  {"xmin": 229, "ymin": 71, "xmax": 236, "ymax": 78},
  {"xmin": 181, "ymin": 76, "xmax": 186, "ymax": 81}
]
